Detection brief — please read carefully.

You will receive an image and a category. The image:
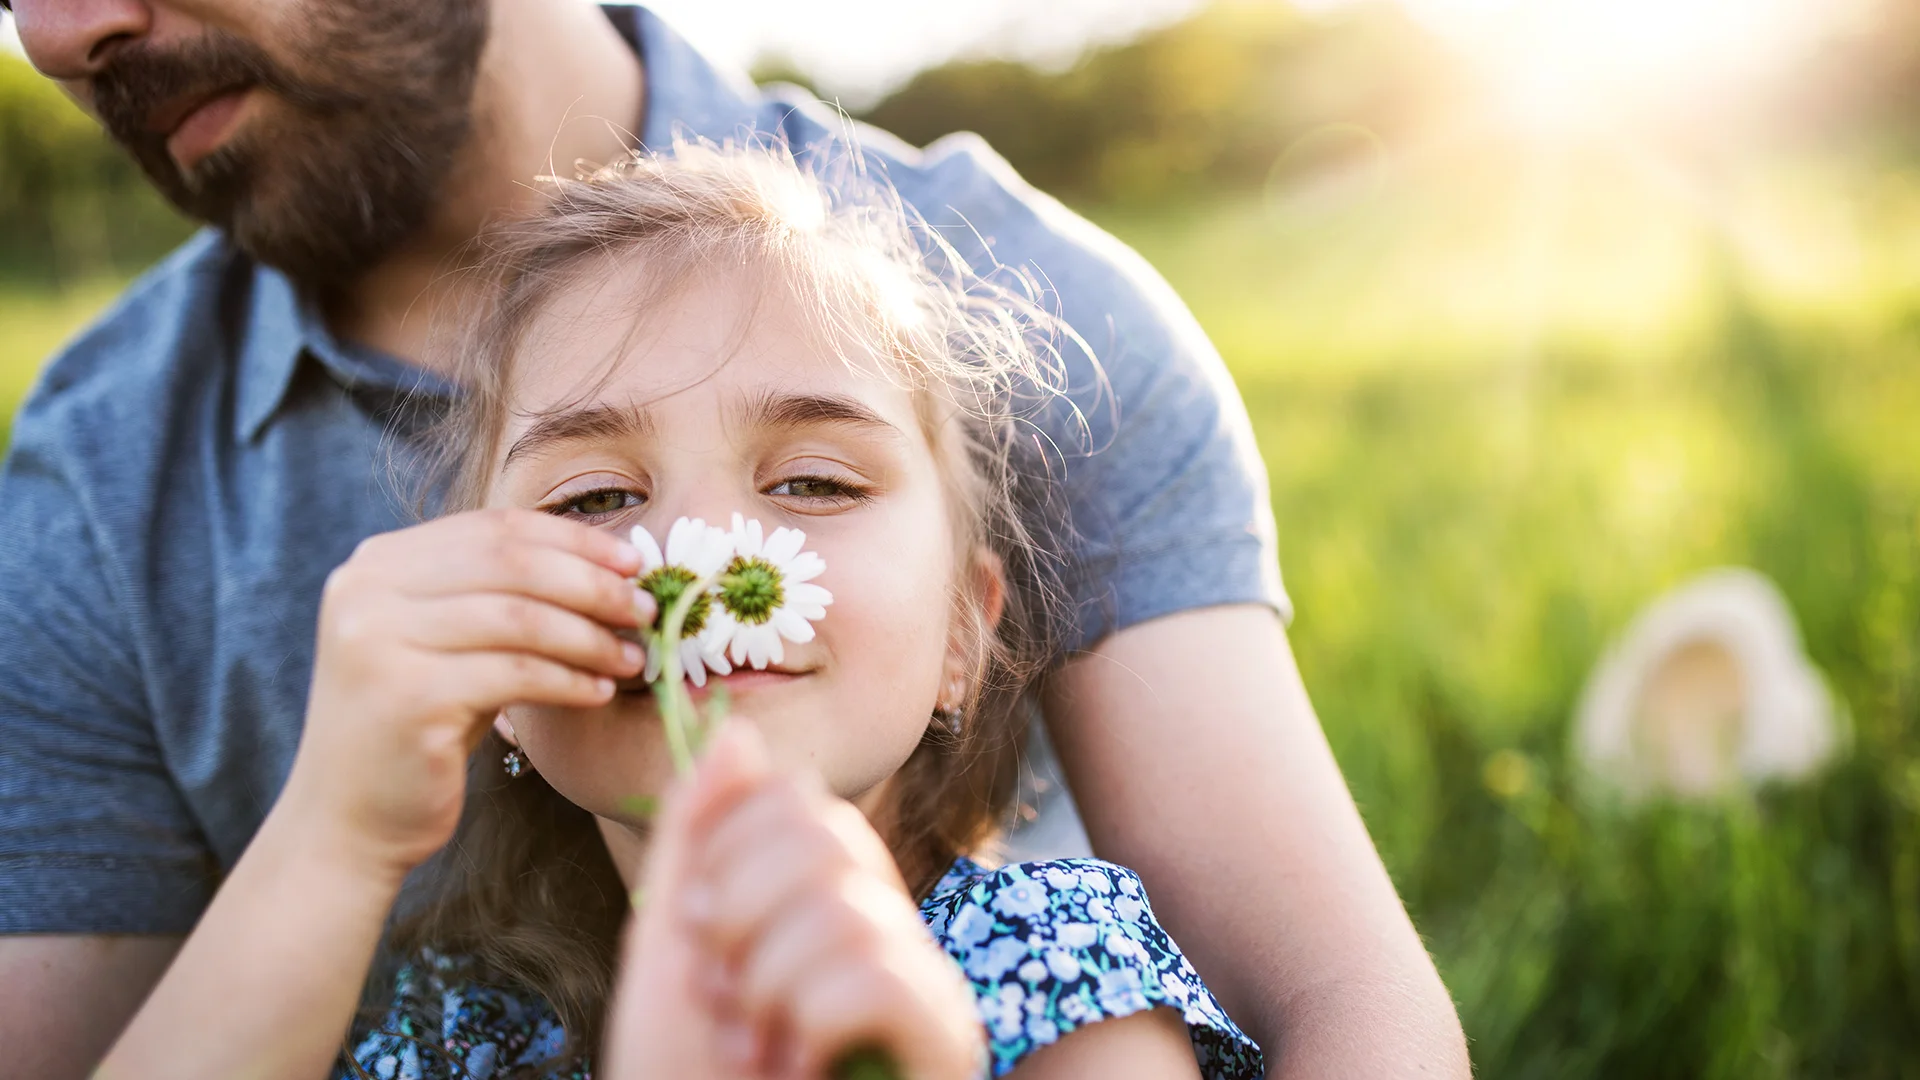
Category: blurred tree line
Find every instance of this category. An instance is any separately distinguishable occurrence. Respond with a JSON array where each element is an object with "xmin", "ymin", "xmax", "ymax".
[
  {"xmin": 7, "ymin": 0, "xmax": 1920, "ymax": 283},
  {"xmin": 849, "ymin": 2, "xmax": 1458, "ymax": 204}
]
